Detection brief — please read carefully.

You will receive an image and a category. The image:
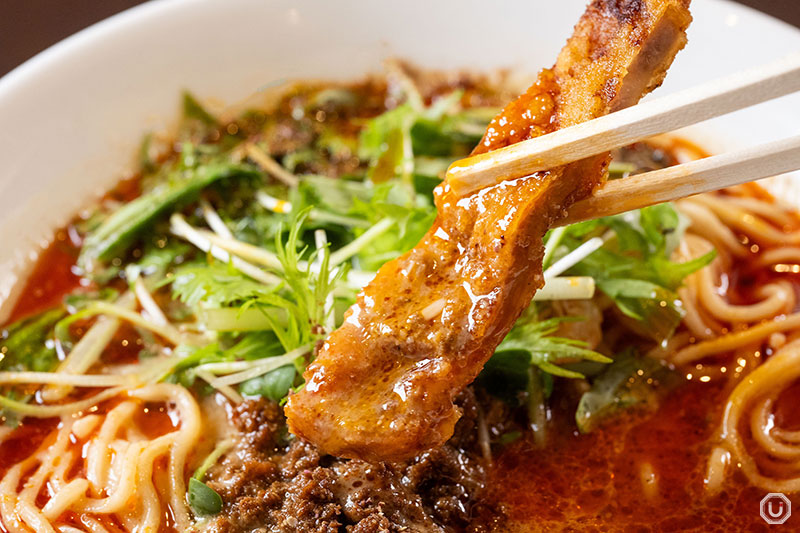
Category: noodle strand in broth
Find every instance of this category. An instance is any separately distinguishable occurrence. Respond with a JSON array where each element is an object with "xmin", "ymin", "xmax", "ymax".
[
  {"xmin": 662, "ymin": 184, "xmax": 800, "ymax": 495},
  {"xmin": 0, "ymin": 384, "xmax": 201, "ymax": 532}
]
